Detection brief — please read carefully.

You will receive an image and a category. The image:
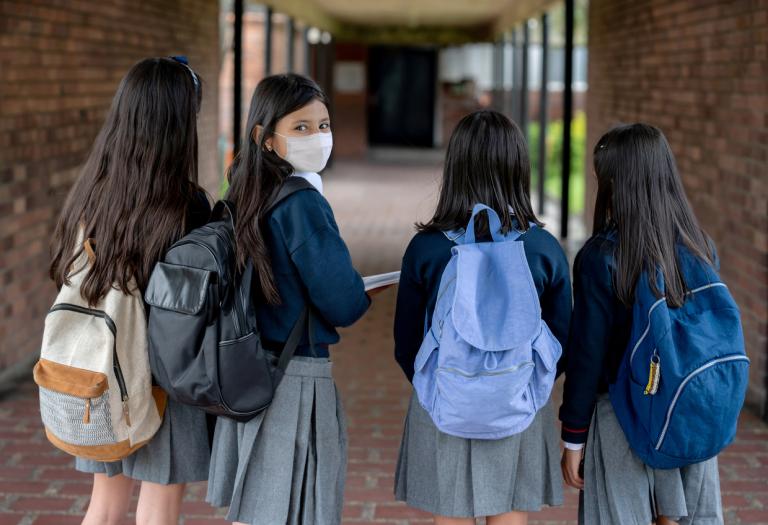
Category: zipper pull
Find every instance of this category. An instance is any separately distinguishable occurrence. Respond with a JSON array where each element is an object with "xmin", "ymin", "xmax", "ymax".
[
  {"xmin": 83, "ymin": 398, "xmax": 91, "ymax": 424},
  {"xmin": 122, "ymin": 398, "xmax": 131, "ymax": 427},
  {"xmin": 644, "ymin": 352, "xmax": 661, "ymax": 395}
]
